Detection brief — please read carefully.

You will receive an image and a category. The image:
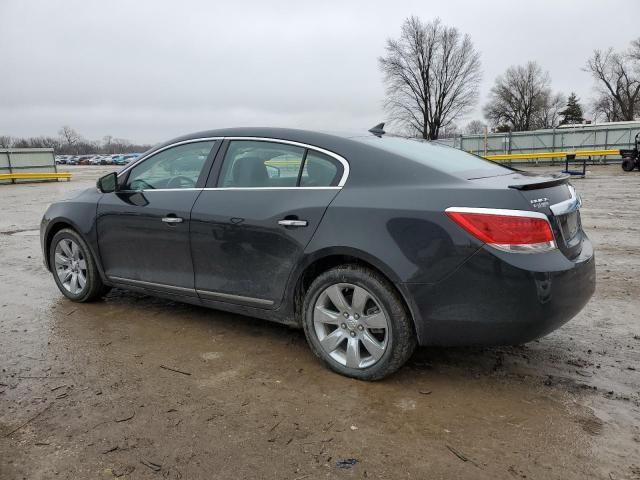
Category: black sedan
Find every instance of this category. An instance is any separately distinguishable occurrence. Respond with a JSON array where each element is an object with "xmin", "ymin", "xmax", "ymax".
[{"xmin": 41, "ymin": 126, "xmax": 595, "ymax": 380}]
